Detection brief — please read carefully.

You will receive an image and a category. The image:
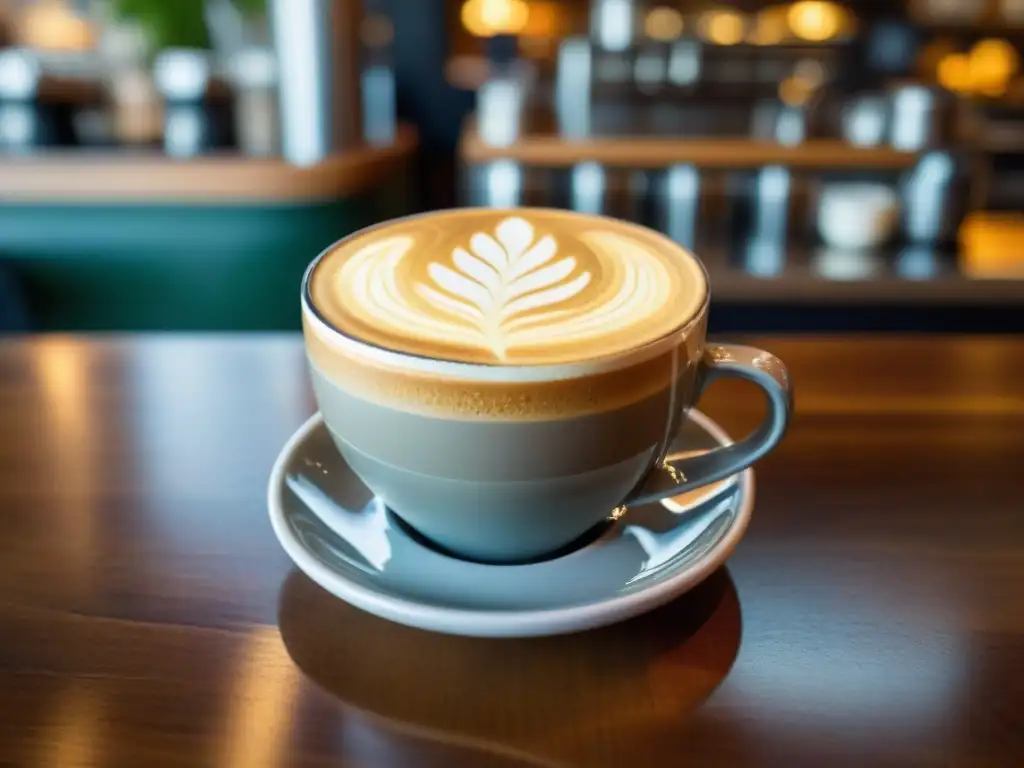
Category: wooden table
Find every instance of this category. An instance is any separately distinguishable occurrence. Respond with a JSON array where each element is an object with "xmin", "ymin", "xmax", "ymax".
[{"xmin": 0, "ymin": 335, "xmax": 1022, "ymax": 767}]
